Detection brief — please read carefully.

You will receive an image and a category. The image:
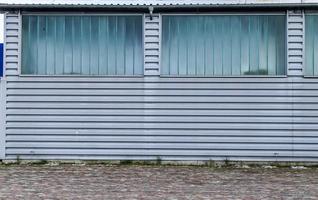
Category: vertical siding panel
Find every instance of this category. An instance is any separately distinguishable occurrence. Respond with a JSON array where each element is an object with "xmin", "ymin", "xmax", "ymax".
[
  {"xmin": 267, "ymin": 17, "xmax": 277, "ymax": 75},
  {"xmin": 222, "ymin": 16, "xmax": 232, "ymax": 75},
  {"xmin": 161, "ymin": 16, "xmax": 169, "ymax": 75},
  {"xmin": 196, "ymin": 16, "xmax": 205, "ymax": 75},
  {"xmin": 64, "ymin": 16, "xmax": 73, "ymax": 74},
  {"xmin": 116, "ymin": 17, "xmax": 126, "ymax": 75},
  {"xmin": 81, "ymin": 16, "xmax": 91, "ymax": 75},
  {"xmin": 46, "ymin": 16, "xmax": 55, "ymax": 75},
  {"xmin": 72, "ymin": 16, "xmax": 82, "ymax": 75},
  {"xmin": 124, "ymin": 17, "xmax": 133, "ymax": 75},
  {"xmin": 305, "ymin": 14, "xmax": 318, "ymax": 76},
  {"xmin": 107, "ymin": 16, "xmax": 116, "ymax": 75},
  {"xmin": 206, "ymin": 18, "xmax": 214, "ymax": 74},
  {"xmin": 55, "ymin": 16, "xmax": 65, "ymax": 74},
  {"xmin": 90, "ymin": 16, "xmax": 99, "ymax": 75},
  {"xmin": 240, "ymin": 16, "xmax": 250, "ymax": 75},
  {"xmin": 98, "ymin": 17, "xmax": 107, "ymax": 75},
  {"xmin": 305, "ymin": 15, "xmax": 314, "ymax": 76},
  {"xmin": 276, "ymin": 16, "xmax": 287, "ymax": 75},
  {"xmin": 37, "ymin": 16, "xmax": 47, "ymax": 74},
  {"xmin": 29, "ymin": 16, "xmax": 38, "ymax": 74},
  {"xmin": 133, "ymin": 16, "xmax": 143, "ymax": 75},
  {"xmin": 21, "ymin": 16, "xmax": 30, "ymax": 74},
  {"xmin": 259, "ymin": 16, "xmax": 268, "ymax": 73},
  {"xmin": 249, "ymin": 16, "xmax": 259, "ymax": 73},
  {"xmin": 188, "ymin": 17, "xmax": 198, "ymax": 75},
  {"xmin": 169, "ymin": 17, "xmax": 178, "ymax": 75},
  {"xmin": 214, "ymin": 18, "xmax": 223, "ymax": 75},
  {"xmin": 178, "ymin": 18, "xmax": 188, "ymax": 75},
  {"xmin": 231, "ymin": 16, "xmax": 241, "ymax": 75}
]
